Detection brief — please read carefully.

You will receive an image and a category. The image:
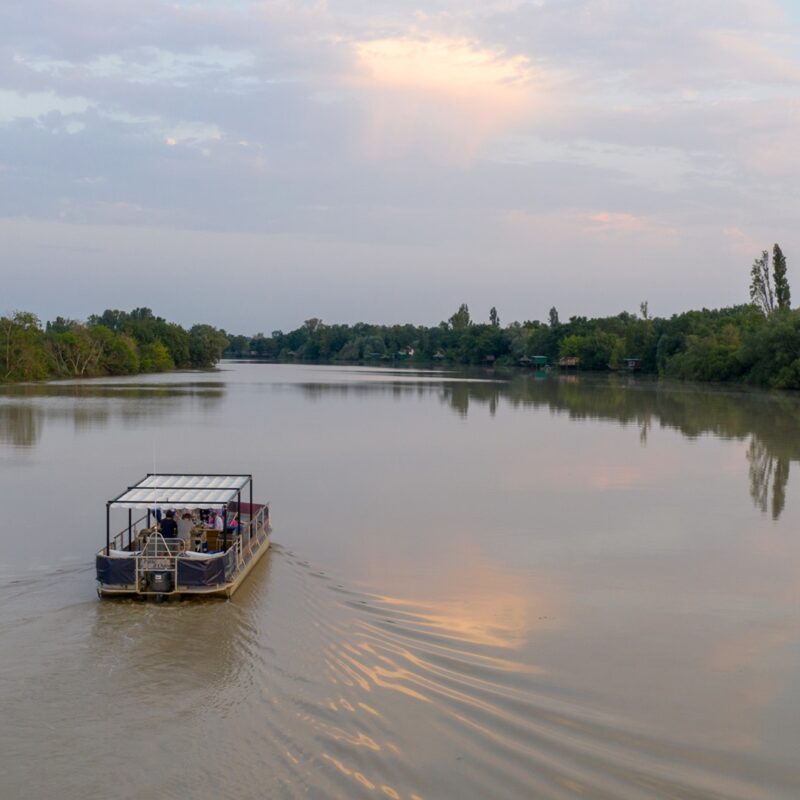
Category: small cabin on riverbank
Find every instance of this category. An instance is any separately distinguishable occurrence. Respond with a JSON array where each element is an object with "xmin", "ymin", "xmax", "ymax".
[
  {"xmin": 519, "ymin": 355, "xmax": 549, "ymax": 369},
  {"xmin": 623, "ymin": 357, "xmax": 642, "ymax": 371},
  {"xmin": 559, "ymin": 356, "xmax": 580, "ymax": 369}
]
